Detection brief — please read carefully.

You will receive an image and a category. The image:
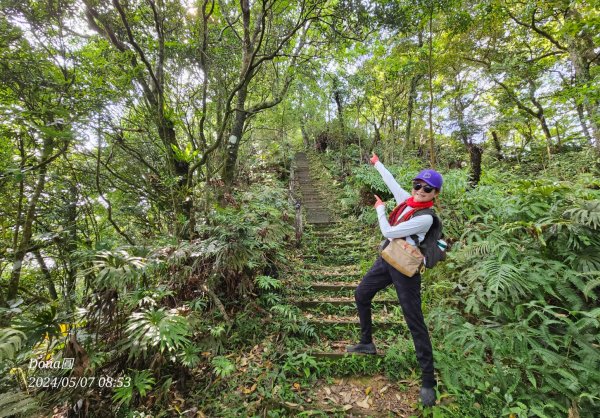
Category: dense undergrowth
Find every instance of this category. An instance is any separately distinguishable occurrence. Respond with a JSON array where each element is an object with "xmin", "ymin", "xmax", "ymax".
[{"xmin": 0, "ymin": 170, "xmax": 322, "ymax": 417}]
